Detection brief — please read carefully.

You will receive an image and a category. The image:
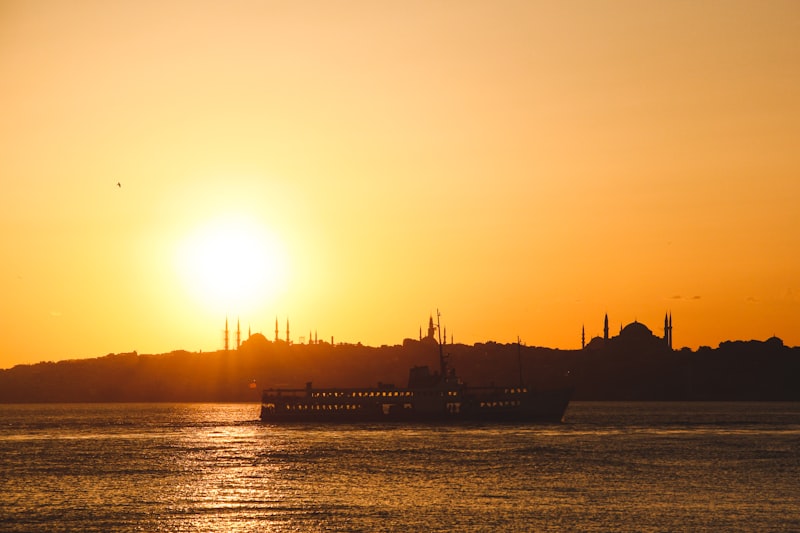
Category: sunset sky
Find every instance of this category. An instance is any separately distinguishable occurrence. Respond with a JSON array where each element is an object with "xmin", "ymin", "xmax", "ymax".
[{"xmin": 2, "ymin": 1, "xmax": 799, "ymax": 368}]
